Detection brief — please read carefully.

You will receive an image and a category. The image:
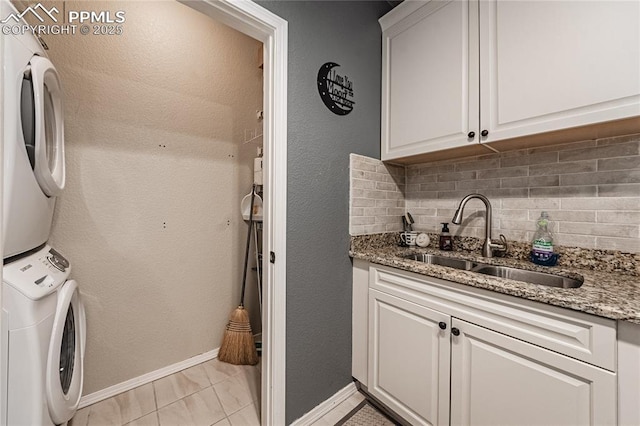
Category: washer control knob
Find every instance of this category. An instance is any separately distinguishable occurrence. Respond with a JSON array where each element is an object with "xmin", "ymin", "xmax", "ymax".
[
  {"xmin": 47, "ymin": 248, "xmax": 69, "ymax": 271},
  {"xmin": 48, "ymin": 255, "xmax": 66, "ymax": 271}
]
